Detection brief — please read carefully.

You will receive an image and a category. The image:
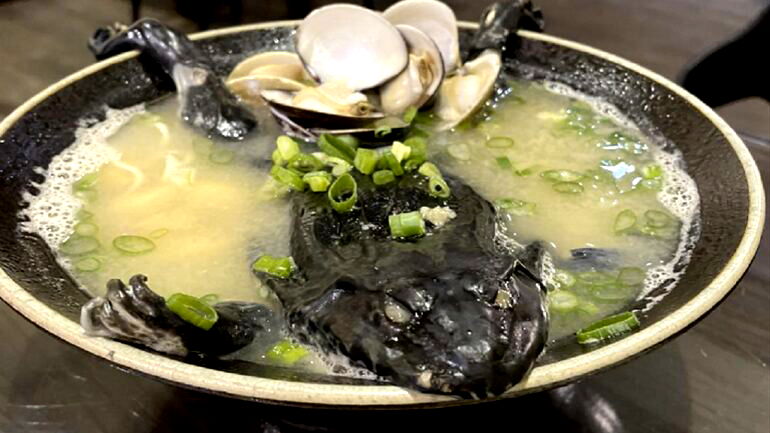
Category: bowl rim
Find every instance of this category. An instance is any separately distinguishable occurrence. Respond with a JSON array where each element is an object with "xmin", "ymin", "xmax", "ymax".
[{"xmin": 0, "ymin": 20, "xmax": 765, "ymax": 407}]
